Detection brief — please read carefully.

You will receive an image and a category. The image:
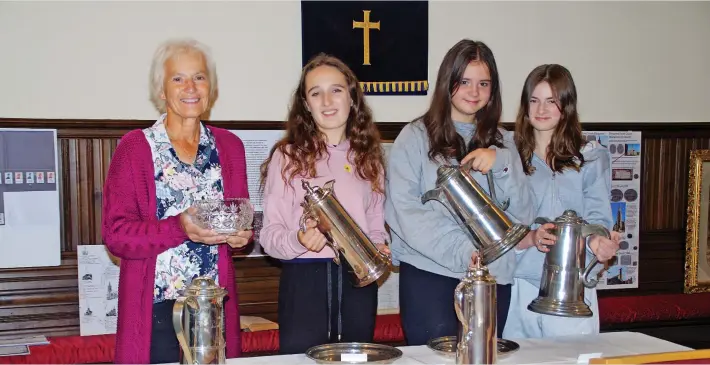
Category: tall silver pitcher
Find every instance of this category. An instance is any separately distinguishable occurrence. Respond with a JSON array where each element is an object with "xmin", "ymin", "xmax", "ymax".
[
  {"xmin": 422, "ymin": 164, "xmax": 530, "ymax": 265},
  {"xmin": 172, "ymin": 277, "xmax": 227, "ymax": 364},
  {"xmin": 454, "ymin": 256, "xmax": 497, "ymax": 365},
  {"xmin": 528, "ymin": 210, "xmax": 611, "ymax": 317},
  {"xmin": 300, "ymin": 180, "xmax": 391, "ymax": 287}
]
